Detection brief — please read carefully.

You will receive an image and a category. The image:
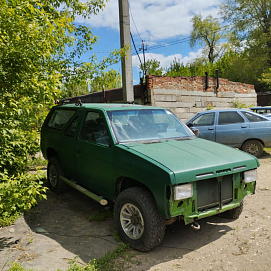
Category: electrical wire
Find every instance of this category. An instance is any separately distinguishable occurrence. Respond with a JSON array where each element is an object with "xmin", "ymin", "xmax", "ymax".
[
  {"xmin": 131, "ymin": 32, "xmax": 143, "ymax": 67},
  {"xmin": 129, "ymin": 1, "xmax": 142, "ymax": 42}
]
